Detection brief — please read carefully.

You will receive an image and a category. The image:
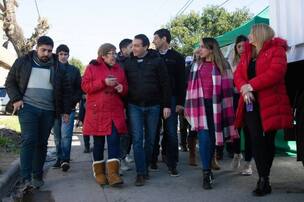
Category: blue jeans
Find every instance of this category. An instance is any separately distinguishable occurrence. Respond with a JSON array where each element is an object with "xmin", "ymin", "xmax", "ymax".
[
  {"xmin": 128, "ymin": 104, "xmax": 160, "ymax": 176},
  {"xmin": 93, "ymin": 124, "xmax": 120, "ymax": 161},
  {"xmin": 198, "ymin": 99, "xmax": 216, "ymax": 170},
  {"xmin": 53, "ymin": 111, "xmax": 75, "ymax": 162},
  {"xmin": 18, "ymin": 103, "xmax": 55, "ymax": 181}
]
